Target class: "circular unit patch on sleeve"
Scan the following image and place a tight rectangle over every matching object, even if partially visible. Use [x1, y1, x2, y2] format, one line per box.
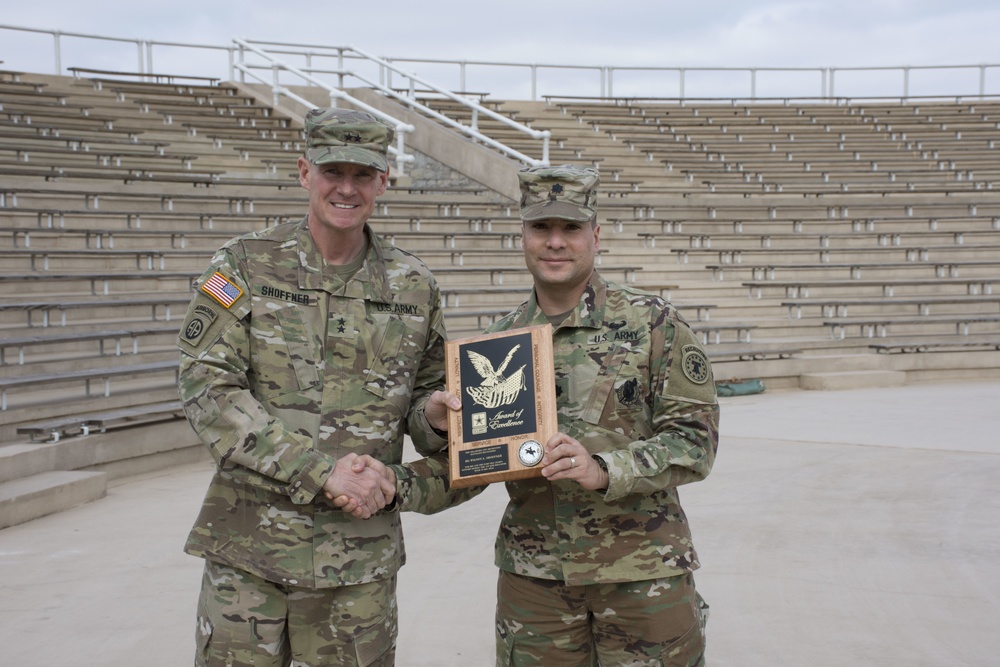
[681, 344, 711, 385]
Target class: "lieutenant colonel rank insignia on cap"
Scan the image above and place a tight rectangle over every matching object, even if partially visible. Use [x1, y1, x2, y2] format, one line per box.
[201, 272, 243, 308]
[517, 164, 599, 223]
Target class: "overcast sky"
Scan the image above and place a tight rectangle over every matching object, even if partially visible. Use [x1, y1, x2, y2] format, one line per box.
[3, 1, 998, 99]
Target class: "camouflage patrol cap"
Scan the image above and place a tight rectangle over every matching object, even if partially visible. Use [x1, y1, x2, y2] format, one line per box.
[518, 164, 600, 223]
[304, 108, 394, 172]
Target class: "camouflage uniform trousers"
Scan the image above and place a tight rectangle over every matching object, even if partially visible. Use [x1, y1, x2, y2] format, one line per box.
[196, 559, 397, 667]
[495, 570, 709, 667]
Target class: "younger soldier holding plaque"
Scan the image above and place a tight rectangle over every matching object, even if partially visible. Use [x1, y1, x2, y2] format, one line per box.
[342, 165, 720, 666]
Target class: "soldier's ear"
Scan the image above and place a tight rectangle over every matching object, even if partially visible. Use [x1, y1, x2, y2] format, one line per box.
[377, 168, 389, 196]
[297, 157, 312, 189]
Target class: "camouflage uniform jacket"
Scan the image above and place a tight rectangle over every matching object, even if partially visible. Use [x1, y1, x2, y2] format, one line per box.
[485, 272, 719, 585]
[177, 217, 448, 588]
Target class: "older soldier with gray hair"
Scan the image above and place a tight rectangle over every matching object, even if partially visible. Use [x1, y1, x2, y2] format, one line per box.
[380, 164, 719, 665]
[177, 107, 454, 666]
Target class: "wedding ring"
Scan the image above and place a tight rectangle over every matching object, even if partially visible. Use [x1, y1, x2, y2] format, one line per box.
[570, 457, 577, 468]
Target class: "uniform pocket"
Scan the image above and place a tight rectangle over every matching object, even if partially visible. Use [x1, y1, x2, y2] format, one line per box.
[363, 314, 426, 415]
[249, 301, 320, 398]
[194, 614, 213, 667]
[494, 618, 516, 667]
[353, 616, 394, 666]
[577, 345, 651, 438]
[660, 613, 707, 666]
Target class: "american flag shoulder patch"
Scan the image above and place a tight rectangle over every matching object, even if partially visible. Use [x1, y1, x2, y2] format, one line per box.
[201, 272, 244, 308]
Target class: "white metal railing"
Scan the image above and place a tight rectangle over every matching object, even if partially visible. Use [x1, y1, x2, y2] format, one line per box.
[4, 23, 999, 103]
[232, 38, 418, 175]
[373, 57, 1000, 103]
[0, 23, 234, 82]
[3, 23, 1000, 164]
[236, 39, 550, 168]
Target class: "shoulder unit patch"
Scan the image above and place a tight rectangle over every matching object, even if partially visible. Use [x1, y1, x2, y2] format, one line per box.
[681, 344, 710, 385]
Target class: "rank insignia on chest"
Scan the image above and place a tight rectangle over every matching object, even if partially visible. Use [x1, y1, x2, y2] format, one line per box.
[329, 313, 356, 338]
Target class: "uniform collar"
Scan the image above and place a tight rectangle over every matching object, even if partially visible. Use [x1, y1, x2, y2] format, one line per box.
[513, 271, 607, 330]
[295, 218, 392, 301]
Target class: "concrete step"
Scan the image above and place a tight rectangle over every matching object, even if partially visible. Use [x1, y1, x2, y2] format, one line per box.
[800, 369, 907, 390]
[0, 469, 106, 529]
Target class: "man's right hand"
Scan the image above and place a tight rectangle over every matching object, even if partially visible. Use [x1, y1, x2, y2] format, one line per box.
[327, 457, 398, 518]
[321, 454, 395, 519]
[424, 390, 461, 433]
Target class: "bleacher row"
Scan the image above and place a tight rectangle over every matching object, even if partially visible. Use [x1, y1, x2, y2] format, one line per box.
[1, 66, 999, 527]
[418, 93, 1000, 351]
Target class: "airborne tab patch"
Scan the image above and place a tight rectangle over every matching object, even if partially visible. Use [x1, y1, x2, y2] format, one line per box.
[181, 303, 219, 347]
[201, 272, 243, 308]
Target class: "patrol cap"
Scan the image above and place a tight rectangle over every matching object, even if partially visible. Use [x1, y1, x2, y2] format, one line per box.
[304, 108, 394, 172]
[517, 164, 600, 223]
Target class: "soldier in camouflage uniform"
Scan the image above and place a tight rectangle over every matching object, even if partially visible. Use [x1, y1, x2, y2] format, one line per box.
[177, 108, 454, 667]
[387, 165, 720, 666]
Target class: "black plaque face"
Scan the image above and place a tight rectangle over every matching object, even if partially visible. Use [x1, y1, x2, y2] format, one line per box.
[458, 331, 537, 444]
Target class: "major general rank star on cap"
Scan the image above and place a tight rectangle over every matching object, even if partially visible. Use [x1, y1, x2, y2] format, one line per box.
[303, 108, 395, 173]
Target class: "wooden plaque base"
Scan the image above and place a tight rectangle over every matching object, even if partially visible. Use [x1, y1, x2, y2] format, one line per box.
[445, 324, 557, 488]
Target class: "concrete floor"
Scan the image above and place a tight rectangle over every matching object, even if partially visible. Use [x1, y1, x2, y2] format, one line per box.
[1, 380, 998, 666]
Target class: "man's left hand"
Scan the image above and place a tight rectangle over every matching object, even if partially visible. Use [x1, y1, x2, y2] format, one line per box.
[540, 432, 609, 491]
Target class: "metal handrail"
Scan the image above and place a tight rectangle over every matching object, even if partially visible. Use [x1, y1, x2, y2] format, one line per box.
[349, 43, 550, 166]
[3, 23, 999, 140]
[0, 23, 233, 81]
[233, 38, 417, 175]
[239, 39, 550, 167]
[542, 92, 1000, 107]
[3, 23, 999, 103]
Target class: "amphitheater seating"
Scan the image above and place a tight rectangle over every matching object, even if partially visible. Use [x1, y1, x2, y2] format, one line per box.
[68, 66, 221, 86]
[0, 72, 553, 433]
[869, 334, 1000, 354]
[0, 296, 190, 328]
[781, 294, 1000, 319]
[0, 359, 179, 411]
[16, 399, 185, 443]
[743, 276, 1000, 299]
[434, 94, 1000, 369]
[823, 314, 1000, 339]
[2, 66, 1000, 527]
[0, 324, 178, 365]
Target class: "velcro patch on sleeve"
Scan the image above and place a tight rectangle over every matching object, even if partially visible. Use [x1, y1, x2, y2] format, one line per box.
[665, 323, 717, 404]
[201, 272, 244, 308]
[180, 302, 219, 348]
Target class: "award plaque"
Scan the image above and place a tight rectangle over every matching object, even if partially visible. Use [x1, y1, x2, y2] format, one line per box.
[445, 324, 557, 488]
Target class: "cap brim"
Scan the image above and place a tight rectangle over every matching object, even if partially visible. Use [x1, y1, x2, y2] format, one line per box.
[520, 200, 594, 222]
[306, 146, 389, 172]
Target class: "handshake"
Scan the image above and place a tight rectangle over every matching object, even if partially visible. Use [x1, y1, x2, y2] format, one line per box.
[322, 453, 397, 520]
[320, 390, 462, 519]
